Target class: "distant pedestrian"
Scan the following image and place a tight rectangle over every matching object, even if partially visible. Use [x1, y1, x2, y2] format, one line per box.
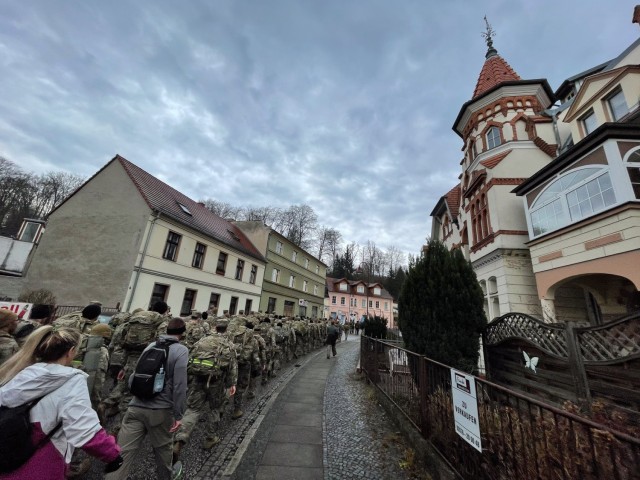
[0, 326, 122, 480]
[326, 321, 339, 359]
[105, 318, 188, 480]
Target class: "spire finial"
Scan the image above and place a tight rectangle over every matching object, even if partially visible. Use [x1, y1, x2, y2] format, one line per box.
[481, 16, 498, 58]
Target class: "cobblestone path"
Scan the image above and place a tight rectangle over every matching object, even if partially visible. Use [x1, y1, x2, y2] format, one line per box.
[324, 336, 421, 480]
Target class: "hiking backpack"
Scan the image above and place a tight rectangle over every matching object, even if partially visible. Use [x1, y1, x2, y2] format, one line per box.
[53, 312, 94, 334]
[0, 396, 62, 473]
[188, 335, 234, 377]
[129, 338, 177, 400]
[123, 311, 164, 351]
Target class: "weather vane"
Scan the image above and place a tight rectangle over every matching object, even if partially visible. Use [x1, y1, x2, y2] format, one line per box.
[481, 16, 496, 49]
[481, 16, 497, 57]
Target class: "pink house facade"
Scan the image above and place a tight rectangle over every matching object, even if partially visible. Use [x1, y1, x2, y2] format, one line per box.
[324, 277, 395, 328]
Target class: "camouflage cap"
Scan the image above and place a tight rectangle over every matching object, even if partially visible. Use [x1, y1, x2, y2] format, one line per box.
[216, 319, 229, 328]
[90, 323, 112, 339]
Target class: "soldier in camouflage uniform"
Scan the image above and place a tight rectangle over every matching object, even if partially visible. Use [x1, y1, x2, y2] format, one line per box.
[254, 319, 277, 382]
[173, 320, 238, 459]
[226, 317, 261, 419]
[102, 302, 169, 422]
[89, 323, 112, 423]
[0, 309, 19, 366]
[183, 313, 211, 349]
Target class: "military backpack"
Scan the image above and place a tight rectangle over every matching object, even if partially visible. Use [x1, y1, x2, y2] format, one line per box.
[188, 335, 234, 377]
[123, 311, 164, 351]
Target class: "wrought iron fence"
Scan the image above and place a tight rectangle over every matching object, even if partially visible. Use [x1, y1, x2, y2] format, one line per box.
[360, 336, 640, 480]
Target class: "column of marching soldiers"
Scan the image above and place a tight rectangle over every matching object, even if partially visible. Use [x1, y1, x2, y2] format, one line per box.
[14, 302, 330, 476]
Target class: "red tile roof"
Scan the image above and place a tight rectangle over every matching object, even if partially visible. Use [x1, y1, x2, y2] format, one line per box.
[444, 185, 461, 218]
[480, 150, 512, 169]
[472, 54, 521, 99]
[116, 155, 265, 262]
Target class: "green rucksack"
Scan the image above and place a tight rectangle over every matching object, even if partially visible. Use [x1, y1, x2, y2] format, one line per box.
[188, 335, 235, 376]
[123, 311, 164, 351]
[226, 326, 255, 364]
[53, 313, 94, 334]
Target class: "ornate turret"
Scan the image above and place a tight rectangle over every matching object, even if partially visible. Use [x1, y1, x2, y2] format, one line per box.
[472, 17, 521, 98]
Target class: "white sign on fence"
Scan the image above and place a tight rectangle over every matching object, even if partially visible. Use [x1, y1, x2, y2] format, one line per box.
[0, 302, 33, 319]
[450, 369, 482, 452]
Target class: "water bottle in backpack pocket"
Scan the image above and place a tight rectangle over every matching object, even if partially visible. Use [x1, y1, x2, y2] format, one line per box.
[129, 340, 174, 399]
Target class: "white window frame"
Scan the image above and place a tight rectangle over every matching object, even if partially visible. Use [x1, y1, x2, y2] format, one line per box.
[289, 275, 295, 288]
[607, 89, 628, 121]
[303, 280, 308, 292]
[357, 285, 364, 293]
[581, 110, 597, 135]
[486, 126, 501, 150]
[275, 241, 283, 254]
[528, 166, 616, 238]
[373, 287, 381, 295]
[315, 265, 319, 274]
[339, 283, 347, 291]
[292, 251, 298, 262]
[271, 268, 280, 283]
[332, 295, 336, 305]
[304, 258, 309, 268]
[314, 285, 318, 296]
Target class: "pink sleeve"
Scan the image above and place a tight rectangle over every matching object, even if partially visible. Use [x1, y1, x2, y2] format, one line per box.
[81, 428, 121, 463]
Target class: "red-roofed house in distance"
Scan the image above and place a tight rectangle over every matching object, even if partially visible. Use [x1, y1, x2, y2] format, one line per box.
[324, 276, 395, 328]
[21, 155, 267, 315]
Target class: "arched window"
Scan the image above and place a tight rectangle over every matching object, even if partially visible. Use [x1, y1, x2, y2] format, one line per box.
[530, 167, 616, 237]
[625, 148, 640, 199]
[486, 126, 501, 150]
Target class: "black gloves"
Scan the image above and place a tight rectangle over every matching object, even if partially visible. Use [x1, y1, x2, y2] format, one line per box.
[104, 455, 124, 473]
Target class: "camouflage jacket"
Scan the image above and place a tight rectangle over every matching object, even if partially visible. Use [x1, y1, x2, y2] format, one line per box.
[184, 320, 211, 349]
[189, 334, 238, 388]
[0, 332, 19, 366]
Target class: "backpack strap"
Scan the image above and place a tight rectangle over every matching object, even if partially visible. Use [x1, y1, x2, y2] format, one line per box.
[24, 392, 65, 450]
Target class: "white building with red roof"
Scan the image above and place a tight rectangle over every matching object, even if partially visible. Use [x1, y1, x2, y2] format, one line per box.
[22, 155, 267, 315]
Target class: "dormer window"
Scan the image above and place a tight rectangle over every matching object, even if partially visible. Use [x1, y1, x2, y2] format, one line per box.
[178, 203, 192, 216]
[339, 283, 347, 291]
[357, 285, 364, 293]
[486, 126, 501, 150]
[373, 287, 381, 295]
[581, 110, 597, 135]
[607, 89, 628, 121]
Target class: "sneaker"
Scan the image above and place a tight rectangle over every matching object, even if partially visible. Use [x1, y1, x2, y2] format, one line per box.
[231, 408, 244, 420]
[172, 460, 183, 480]
[203, 435, 221, 450]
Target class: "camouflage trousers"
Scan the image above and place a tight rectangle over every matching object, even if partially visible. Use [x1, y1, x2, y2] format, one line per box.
[175, 375, 227, 446]
[272, 346, 283, 372]
[102, 353, 140, 416]
[234, 363, 252, 409]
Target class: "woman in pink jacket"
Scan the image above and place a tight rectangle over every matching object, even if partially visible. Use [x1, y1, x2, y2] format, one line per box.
[0, 326, 122, 479]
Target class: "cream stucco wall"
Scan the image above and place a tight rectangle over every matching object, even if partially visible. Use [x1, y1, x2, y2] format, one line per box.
[23, 161, 150, 306]
[124, 216, 265, 313]
[529, 207, 640, 295]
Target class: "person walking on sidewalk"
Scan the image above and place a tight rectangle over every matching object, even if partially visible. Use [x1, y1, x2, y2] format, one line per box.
[105, 318, 188, 480]
[326, 321, 339, 359]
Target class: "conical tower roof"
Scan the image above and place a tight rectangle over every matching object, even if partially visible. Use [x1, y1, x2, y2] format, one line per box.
[472, 18, 521, 98]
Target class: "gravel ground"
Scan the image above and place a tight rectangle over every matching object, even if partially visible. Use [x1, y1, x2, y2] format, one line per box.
[324, 335, 425, 480]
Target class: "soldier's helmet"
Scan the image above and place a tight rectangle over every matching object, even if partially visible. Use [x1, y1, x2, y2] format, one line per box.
[90, 323, 112, 340]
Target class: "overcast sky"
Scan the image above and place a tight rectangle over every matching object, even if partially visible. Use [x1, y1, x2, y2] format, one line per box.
[0, 1, 637, 257]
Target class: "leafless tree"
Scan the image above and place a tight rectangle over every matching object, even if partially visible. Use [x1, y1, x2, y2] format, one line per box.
[316, 226, 342, 265]
[241, 205, 282, 225]
[200, 199, 243, 220]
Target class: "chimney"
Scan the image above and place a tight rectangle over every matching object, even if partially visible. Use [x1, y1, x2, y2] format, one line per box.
[633, 5, 640, 27]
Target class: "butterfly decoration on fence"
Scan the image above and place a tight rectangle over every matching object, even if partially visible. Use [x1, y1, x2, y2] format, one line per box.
[523, 351, 539, 373]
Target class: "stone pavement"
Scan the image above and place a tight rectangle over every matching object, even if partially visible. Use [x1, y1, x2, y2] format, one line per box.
[228, 334, 420, 480]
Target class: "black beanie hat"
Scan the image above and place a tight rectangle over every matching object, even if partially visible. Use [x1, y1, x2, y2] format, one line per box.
[82, 304, 102, 320]
[152, 301, 169, 314]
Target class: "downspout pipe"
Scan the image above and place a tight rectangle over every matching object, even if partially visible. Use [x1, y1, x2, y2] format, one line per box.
[126, 210, 160, 312]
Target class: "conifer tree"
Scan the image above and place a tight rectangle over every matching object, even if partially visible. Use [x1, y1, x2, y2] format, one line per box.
[398, 240, 485, 373]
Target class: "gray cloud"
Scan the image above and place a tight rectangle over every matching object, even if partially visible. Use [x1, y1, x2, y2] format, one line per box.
[0, 0, 637, 255]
